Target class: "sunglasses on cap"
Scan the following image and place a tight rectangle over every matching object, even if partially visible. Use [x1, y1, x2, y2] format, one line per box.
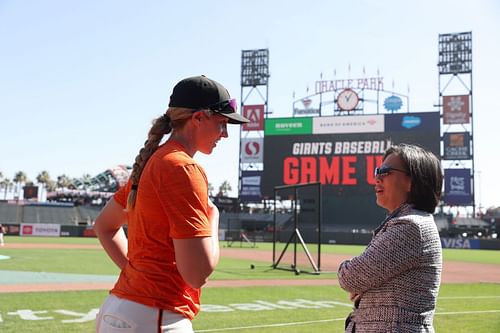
[374, 166, 409, 177]
[206, 98, 238, 114]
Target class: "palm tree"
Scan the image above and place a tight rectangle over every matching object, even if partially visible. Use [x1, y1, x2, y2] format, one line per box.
[14, 171, 28, 199]
[217, 180, 232, 197]
[57, 174, 73, 189]
[37, 170, 52, 200]
[46, 180, 57, 192]
[0, 177, 11, 200]
[36, 170, 51, 185]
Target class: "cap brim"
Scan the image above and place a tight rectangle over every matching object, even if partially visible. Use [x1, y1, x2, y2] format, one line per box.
[215, 111, 250, 124]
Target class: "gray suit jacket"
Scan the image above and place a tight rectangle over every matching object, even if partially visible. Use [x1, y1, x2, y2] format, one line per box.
[338, 203, 442, 333]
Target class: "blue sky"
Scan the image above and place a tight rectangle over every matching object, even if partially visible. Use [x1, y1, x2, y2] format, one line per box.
[0, 0, 499, 209]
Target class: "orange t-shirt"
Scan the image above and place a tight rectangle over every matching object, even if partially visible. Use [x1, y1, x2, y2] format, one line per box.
[111, 140, 211, 320]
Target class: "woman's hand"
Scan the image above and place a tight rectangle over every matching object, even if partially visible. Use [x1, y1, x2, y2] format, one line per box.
[349, 292, 361, 303]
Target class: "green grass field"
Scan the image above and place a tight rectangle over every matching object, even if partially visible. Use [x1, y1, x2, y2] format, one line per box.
[0, 236, 499, 332]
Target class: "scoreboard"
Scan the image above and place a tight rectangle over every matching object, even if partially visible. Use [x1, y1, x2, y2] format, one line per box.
[258, 112, 440, 231]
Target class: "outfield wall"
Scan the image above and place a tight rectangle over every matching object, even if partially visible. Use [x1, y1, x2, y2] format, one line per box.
[3, 223, 499, 250]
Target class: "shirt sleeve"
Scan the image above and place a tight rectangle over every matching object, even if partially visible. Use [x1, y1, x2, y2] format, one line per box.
[337, 220, 422, 294]
[113, 181, 130, 208]
[157, 163, 211, 239]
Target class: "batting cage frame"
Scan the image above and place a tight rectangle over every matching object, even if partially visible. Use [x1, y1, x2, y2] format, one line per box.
[225, 217, 257, 248]
[272, 182, 322, 275]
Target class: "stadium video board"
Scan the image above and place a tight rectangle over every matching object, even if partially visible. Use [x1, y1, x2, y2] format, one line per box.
[261, 112, 440, 231]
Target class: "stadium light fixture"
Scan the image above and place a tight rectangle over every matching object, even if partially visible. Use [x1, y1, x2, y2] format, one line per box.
[438, 32, 472, 74]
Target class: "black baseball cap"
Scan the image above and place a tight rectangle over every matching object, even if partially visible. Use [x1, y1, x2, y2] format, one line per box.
[168, 75, 249, 124]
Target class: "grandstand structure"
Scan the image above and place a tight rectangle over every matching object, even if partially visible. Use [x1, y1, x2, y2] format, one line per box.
[71, 165, 131, 192]
[0, 202, 100, 226]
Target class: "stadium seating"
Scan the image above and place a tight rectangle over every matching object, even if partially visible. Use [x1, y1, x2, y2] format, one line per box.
[23, 205, 79, 225]
[0, 203, 19, 223]
[0, 203, 102, 225]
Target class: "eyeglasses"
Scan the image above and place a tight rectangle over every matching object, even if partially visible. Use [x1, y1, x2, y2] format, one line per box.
[374, 166, 409, 178]
[207, 98, 237, 114]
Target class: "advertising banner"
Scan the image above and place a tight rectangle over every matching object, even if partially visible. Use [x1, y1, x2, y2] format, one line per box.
[240, 138, 263, 163]
[313, 115, 384, 134]
[265, 117, 313, 136]
[20, 223, 61, 237]
[443, 95, 470, 124]
[444, 168, 472, 205]
[440, 237, 480, 249]
[385, 112, 440, 132]
[239, 170, 263, 202]
[293, 98, 320, 116]
[443, 132, 471, 160]
[242, 105, 265, 131]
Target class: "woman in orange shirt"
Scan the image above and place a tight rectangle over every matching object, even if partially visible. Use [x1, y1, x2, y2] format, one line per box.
[94, 75, 249, 333]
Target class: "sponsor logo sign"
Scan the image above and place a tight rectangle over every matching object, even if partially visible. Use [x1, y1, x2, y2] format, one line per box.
[239, 170, 262, 202]
[401, 116, 421, 129]
[443, 95, 470, 124]
[443, 132, 471, 160]
[440, 238, 480, 249]
[242, 105, 265, 131]
[293, 98, 320, 116]
[313, 115, 384, 134]
[265, 118, 313, 136]
[444, 169, 472, 205]
[20, 223, 61, 237]
[241, 138, 263, 163]
[383, 95, 403, 112]
[385, 112, 439, 132]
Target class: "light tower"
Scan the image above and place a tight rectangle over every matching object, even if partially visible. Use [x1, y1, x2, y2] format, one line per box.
[438, 32, 475, 216]
[238, 49, 270, 204]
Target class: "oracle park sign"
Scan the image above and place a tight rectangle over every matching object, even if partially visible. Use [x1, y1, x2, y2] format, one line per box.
[260, 112, 440, 232]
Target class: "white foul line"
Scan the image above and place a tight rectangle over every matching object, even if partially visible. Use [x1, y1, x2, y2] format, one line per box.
[436, 309, 500, 315]
[439, 295, 500, 299]
[195, 318, 345, 332]
[194, 310, 500, 332]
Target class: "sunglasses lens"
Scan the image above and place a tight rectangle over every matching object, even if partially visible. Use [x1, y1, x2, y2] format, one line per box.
[227, 98, 237, 112]
[374, 167, 389, 177]
[209, 99, 237, 113]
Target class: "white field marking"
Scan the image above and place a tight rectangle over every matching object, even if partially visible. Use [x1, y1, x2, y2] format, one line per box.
[195, 318, 345, 332]
[436, 310, 500, 316]
[194, 310, 500, 332]
[439, 296, 500, 299]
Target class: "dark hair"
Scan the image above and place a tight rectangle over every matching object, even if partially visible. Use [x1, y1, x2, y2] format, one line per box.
[384, 144, 443, 213]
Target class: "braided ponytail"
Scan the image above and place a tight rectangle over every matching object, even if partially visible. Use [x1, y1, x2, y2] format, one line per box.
[126, 114, 172, 210]
[126, 108, 196, 210]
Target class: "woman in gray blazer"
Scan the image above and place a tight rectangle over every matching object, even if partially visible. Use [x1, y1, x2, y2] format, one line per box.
[338, 144, 443, 333]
